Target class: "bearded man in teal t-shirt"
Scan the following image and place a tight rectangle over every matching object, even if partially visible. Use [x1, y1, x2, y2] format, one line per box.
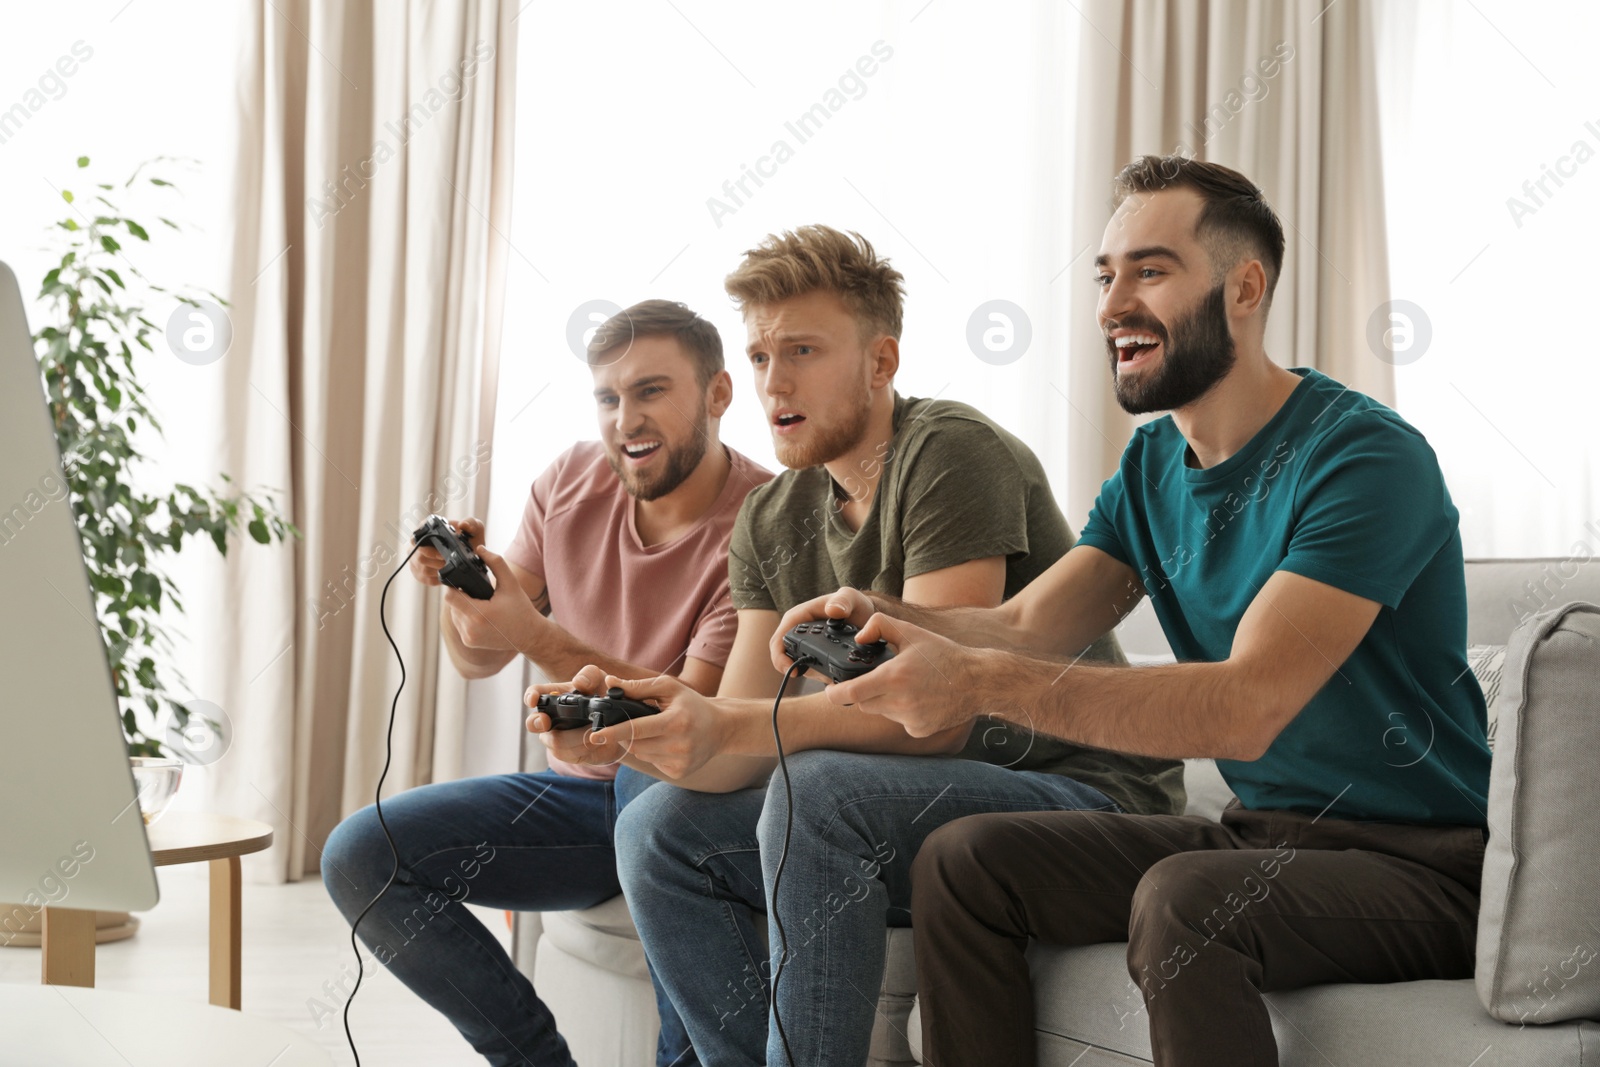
[773, 156, 1492, 1067]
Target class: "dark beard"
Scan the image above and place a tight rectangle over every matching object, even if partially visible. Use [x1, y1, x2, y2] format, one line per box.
[606, 398, 710, 502]
[1106, 282, 1236, 415]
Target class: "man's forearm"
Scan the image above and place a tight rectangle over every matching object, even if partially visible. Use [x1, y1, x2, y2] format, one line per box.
[651, 691, 968, 795]
[440, 603, 515, 679]
[719, 692, 969, 758]
[621, 751, 777, 794]
[975, 648, 1269, 761]
[516, 614, 660, 687]
[864, 591, 1084, 658]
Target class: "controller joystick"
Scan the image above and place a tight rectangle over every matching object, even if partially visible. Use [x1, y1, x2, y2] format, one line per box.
[781, 616, 894, 683]
[535, 692, 596, 730]
[536, 688, 662, 731]
[411, 515, 494, 600]
[587, 688, 661, 730]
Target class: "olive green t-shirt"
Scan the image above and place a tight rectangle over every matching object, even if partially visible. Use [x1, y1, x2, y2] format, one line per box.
[729, 394, 1185, 817]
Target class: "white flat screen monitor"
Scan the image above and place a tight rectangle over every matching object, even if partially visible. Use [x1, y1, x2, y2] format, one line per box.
[0, 259, 159, 917]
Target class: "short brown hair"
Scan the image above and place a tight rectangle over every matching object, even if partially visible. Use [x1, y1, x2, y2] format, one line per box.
[586, 299, 724, 386]
[724, 225, 906, 341]
[1112, 155, 1286, 305]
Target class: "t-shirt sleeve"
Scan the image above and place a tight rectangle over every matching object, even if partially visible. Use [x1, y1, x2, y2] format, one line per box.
[685, 576, 740, 668]
[897, 421, 1034, 580]
[1077, 469, 1132, 567]
[1277, 413, 1455, 609]
[727, 496, 775, 612]
[502, 455, 564, 579]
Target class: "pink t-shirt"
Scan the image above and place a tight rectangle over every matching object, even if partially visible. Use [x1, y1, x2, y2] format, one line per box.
[503, 441, 772, 779]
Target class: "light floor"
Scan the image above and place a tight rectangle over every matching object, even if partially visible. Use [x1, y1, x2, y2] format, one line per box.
[0, 862, 510, 1065]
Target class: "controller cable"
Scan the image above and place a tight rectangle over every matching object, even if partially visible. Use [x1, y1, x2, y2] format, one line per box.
[768, 657, 810, 1067]
[341, 543, 422, 1066]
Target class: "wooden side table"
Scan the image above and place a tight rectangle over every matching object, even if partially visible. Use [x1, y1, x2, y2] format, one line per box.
[40, 811, 273, 1009]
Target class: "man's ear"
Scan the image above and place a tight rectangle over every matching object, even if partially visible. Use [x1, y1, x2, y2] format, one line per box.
[707, 368, 734, 418]
[1230, 259, 1269, 322]
[869, 335, 900, 387]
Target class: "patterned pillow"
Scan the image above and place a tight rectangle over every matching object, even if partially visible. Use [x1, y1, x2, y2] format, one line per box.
[1467, 643, 1507, 749]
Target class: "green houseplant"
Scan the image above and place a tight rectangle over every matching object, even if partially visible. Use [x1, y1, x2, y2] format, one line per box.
[33, 156, 299, 759]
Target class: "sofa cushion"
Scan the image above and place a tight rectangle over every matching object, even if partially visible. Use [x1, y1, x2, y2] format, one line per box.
[1179, 759, 1234, 820]
[911, 942, 1599, 1066]
[1477, 601, 1600, 1024]
[540, 895, 652, 980]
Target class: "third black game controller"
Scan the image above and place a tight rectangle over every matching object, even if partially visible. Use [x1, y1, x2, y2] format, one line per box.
[537, 687, 661, 731]
[781, 618, 894, 683]
[412, 515, 494, 600]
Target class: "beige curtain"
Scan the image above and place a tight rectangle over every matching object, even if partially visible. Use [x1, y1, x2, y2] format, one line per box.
[1064, 0, 1393, 526]
[212, 0, 517, 881]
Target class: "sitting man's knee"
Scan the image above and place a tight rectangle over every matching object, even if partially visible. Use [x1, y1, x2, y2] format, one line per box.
[755, 751, 875, 848]
[914, 815, 1001, 885]
[613, 780, 688, 871]
[1129, 853, 1256, 968]
[910, 817, 994, 906]
[321, 805, 386, 902]
[911, 814, 1038, 917]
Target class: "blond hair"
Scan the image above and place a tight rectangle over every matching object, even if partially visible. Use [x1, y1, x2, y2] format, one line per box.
[724, 225, 905, 340]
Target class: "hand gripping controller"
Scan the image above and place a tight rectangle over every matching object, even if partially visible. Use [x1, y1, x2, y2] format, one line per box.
[537, 687, 661, 731]
[781, 617, 894, 683]
[412, 515, 494, 600]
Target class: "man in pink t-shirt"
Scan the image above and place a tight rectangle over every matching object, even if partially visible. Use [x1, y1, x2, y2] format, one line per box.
[322, 299, 770, 1067]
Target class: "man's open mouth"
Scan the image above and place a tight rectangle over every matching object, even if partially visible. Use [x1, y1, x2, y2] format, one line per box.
[772, 411, 806, 432]
[621, 440, 662, 462]
[1114, 333, 1162, 367]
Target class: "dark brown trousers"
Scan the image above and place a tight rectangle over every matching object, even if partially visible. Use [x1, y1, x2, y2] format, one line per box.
[910, 803, 1486, 1067]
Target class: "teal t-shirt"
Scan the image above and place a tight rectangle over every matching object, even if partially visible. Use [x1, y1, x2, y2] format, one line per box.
[1077, 368, 1491, 826]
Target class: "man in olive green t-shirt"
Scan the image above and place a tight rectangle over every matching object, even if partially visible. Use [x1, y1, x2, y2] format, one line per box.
[730, 390, 1182, 816]
[531, 225, 1182, 1067]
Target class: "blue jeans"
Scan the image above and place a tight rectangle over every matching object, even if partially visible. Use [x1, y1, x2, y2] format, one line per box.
[613, 751, 1119, 1067]
[322, 765, 696, 1067]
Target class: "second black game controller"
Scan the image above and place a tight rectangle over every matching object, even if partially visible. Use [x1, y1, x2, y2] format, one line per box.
[537, 687, 661, 731]
[412, 514, 494, 600]
[782, 618, 894, 683]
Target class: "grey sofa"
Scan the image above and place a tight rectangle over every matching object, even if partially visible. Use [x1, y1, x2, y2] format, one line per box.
[513, 557, 1600, 1066]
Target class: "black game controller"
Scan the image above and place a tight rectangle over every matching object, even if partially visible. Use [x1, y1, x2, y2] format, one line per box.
[412, 515, 494, 600]
[537, 687, 661, 731]
[782, 618, 894, 683]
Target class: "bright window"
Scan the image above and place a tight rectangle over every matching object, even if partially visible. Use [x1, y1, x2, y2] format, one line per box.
[1376, 0, 1600, 557]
